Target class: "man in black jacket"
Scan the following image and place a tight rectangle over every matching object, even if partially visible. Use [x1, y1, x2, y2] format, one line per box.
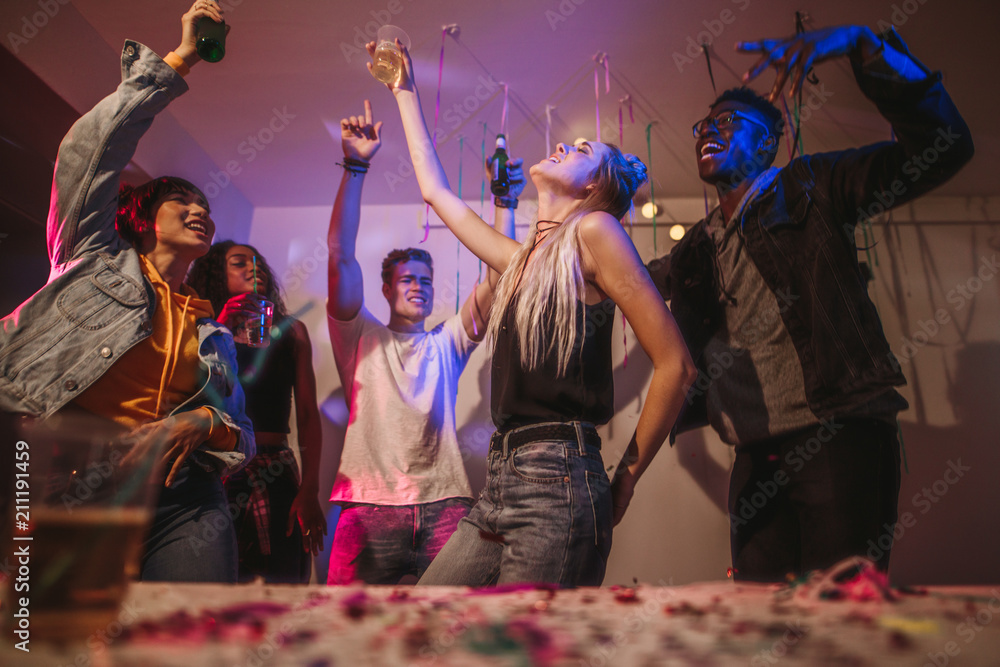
[647, 25, 973, 581]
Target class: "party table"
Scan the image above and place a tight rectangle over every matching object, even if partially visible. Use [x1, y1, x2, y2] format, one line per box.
[5, 564, 1000, 666]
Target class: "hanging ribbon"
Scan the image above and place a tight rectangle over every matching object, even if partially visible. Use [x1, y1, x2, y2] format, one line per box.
[456, 136, 464, 314]
[794, 12, 820, 86]
[701, 44, 718, 95]
[420, 28, 450, 244]
[617, 94, 633, 147]
[618, 106, 623, 149]
[478, 122, 487, 280]
[592, 52, 609, 141]
[618, 103, 624, 156]
[779, 95, 797, 161]
[545, 104, 555, 158]
[645, 123, 657, 254]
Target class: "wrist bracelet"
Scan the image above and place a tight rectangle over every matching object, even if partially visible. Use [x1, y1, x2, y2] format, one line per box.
[494, 196, 518, 209]
[342, 156, 371, 168]
[336, 160, 369, 176]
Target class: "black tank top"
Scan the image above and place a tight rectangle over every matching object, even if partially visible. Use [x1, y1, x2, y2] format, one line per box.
[491, 295, 615, 429]
[235, 317, 296, 434]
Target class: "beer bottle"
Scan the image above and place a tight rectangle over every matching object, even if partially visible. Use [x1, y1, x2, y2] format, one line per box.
[490, 135, 510, 197]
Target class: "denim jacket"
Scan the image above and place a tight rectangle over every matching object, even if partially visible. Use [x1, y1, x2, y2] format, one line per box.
[0, 41, 254, 472]
[648, 32, 974, 440]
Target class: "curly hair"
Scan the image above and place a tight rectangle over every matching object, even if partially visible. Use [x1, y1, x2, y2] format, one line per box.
[116, 177, 207, 249]
[381, 248, 433, 285]
[186, 240, 289, 321]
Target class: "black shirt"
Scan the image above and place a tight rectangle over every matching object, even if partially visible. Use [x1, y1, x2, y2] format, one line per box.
[491, 295, 615, 430]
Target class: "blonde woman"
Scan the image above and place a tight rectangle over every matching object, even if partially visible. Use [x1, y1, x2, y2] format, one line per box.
[375, 42, 696, 586]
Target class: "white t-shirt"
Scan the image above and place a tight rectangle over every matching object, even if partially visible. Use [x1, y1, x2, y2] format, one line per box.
[327, 307, 477, 505]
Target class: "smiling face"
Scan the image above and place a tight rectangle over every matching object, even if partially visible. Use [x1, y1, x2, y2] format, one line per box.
[382, 259, 433, 323]
[225, 245, 267, 296]
[150, 189, 215, 259]
[529, 140, 610, 196]
[695, 101, 775, 187]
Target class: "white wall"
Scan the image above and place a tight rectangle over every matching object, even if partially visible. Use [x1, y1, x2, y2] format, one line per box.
[249, 195, 1000, 586]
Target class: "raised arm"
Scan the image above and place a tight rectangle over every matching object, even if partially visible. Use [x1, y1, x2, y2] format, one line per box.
[739, 25, 973, 226]
[459, 157, 524, 340]
[369, 41, 521, 274]
[579, 213, 697, 526]
[48, 1, 221, 268]
[327, 99, 382, 321]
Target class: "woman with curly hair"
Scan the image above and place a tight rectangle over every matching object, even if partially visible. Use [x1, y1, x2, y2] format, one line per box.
[188, 241, 326, 583]
[375, 42, 697, 586]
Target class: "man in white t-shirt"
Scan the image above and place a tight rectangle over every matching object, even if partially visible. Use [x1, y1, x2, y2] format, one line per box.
[326, 100, 522, 584]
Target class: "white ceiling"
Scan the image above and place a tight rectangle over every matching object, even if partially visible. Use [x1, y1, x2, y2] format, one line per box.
[3, 0, 996, 213]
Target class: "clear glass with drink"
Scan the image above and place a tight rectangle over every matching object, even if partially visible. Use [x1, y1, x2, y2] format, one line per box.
[2, 414, 169, 646]
[370, 25, 410, 84]
[232, 295, 274, 348]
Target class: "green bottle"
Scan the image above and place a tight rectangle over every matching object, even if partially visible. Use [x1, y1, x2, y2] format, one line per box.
[196, 16, 226, 63]
[490, 135, 509, 197]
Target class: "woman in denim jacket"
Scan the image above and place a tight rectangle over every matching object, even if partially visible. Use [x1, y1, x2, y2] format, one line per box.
[0, 1, 254, 582]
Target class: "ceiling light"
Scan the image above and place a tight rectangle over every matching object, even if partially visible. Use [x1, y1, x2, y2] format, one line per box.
[641, 201, 661, 219]
[669, 224, 686, 241]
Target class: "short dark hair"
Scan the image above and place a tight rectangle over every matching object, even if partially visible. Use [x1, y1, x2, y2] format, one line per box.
[116, 177, 207, 249]
[711, 87, 785, 139]
[381, 248, 433, 285]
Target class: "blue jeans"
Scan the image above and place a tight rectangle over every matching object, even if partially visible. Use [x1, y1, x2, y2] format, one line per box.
[418, 422, 612, 587]
[327, 498, 472, 584]
[141, 462, 238, 583]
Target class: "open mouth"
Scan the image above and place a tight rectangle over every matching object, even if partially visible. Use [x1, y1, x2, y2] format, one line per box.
[547, 154, 560, 163]
[408, 296, 427, 305]
[699, 141, 725, 160]
[185, 220, 210, 235]
[699, 141, 726, 159]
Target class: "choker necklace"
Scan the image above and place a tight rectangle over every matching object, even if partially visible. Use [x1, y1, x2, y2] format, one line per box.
[534, 220, 562, 246]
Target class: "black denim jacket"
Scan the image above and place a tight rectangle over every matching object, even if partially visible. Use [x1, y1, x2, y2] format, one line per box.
[648, 32, 974, 440]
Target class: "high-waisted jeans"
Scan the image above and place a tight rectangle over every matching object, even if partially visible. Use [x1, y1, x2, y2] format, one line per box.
[418, 421, 613, 587]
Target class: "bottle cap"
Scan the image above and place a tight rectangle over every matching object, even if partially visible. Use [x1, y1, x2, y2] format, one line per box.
[495, 134, 507, 149]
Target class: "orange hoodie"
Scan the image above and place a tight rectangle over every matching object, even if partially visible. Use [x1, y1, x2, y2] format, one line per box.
[75, 255, 236, 449]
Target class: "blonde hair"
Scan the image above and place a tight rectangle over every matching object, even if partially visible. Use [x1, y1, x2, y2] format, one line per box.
[487, 144, 648, 375]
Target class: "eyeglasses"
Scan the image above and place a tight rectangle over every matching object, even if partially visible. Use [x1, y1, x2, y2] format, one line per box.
[692, 110, 772, 138]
